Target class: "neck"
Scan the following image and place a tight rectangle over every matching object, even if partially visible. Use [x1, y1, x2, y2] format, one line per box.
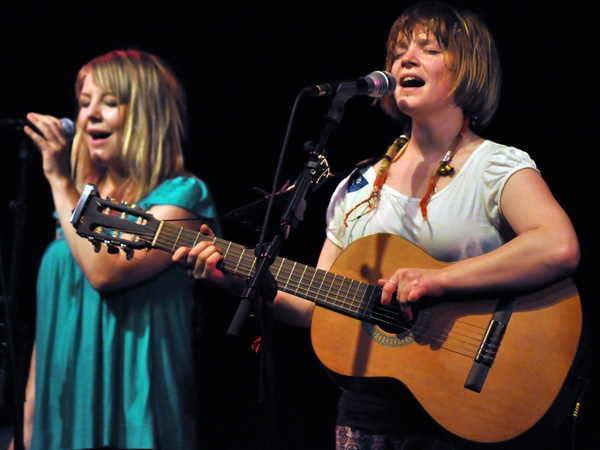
[408, 110, 471, 157]
[98, 167, 129, 200]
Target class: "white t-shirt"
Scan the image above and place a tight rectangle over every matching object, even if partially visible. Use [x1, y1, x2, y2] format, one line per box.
[326, 140, 538, 263]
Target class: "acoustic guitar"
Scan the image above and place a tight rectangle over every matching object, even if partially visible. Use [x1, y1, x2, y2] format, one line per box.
[70, 183, 583, 444]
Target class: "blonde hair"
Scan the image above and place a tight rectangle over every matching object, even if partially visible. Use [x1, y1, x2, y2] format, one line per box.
[71, 49, 187, 201]
[381, 1, 501, 128]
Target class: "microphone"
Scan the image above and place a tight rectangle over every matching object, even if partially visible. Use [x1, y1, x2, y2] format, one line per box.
[302, 71, 396, 99]
[0, 117, 75, 140]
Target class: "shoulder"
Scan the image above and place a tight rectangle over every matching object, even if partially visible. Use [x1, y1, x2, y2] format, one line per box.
[465, 141, 540, 207]
[476, 140, 537, 170]
[140, 176, 218, 217]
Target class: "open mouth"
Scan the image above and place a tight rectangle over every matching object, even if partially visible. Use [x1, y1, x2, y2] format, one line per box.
[90, 131, 112, 140]
[400, 76, 425, 88]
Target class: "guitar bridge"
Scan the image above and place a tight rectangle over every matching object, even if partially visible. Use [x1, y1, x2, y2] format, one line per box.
[464, 297, 516, 393]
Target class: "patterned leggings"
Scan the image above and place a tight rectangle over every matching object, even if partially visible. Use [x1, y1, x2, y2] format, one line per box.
[336, 425, 456, 450]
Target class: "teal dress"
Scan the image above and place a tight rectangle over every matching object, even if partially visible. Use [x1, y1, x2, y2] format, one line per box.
[32, 177, 221, 450]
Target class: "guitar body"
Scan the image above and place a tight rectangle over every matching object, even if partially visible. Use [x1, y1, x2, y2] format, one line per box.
[311, 234, 582, 444]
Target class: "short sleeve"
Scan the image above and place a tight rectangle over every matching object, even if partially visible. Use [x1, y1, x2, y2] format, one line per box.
[325, 168, 371, 248]
[325, 176, 352, 248]
[482, 146, 539, 221]
[140, 176, 222, 237]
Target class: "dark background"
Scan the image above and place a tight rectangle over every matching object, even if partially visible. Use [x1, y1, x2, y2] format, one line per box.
[0, 1, 598, 449]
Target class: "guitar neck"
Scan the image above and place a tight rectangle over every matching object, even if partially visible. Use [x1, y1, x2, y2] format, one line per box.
[154, 222, 379, 321]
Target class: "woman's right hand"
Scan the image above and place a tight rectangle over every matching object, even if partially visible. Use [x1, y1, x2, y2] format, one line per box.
[24, 112, 72, 183]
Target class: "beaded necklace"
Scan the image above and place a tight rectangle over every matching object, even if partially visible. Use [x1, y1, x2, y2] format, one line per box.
[343, 118, 470, 226]
[343, 134, 409, 227]
[419, 117, 470, 219]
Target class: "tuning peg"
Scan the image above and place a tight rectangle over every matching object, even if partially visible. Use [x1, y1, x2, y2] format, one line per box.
[123, 247, 134, 261]
[106, 244, 120, 254]
[91, 239, 102, 253]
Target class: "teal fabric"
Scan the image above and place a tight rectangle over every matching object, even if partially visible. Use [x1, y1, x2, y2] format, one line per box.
[32, 176, 220, 450]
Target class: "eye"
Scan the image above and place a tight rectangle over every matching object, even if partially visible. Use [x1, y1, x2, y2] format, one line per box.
[424, 47, 442, 55]
[78, 96, 90, 108]
[104, 97, 119, 107]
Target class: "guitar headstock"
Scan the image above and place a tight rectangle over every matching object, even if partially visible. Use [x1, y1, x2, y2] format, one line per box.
[70, 184, 160, 259]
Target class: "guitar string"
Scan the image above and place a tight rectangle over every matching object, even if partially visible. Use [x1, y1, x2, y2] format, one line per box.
[150, 226, 496, 359]
[156, 229, 495, 359]
[107, 219, 495, 360]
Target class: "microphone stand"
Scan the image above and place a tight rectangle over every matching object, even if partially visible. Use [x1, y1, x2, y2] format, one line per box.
[226, 85, 355, 449]
[0, 134, 32, 450]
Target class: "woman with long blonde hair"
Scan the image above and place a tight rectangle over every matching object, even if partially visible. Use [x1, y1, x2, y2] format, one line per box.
[17, 49, 220, 450]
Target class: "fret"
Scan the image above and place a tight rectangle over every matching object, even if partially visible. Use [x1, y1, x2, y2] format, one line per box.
[234, 247, 245, 274]
[313, 269, 328, 307]
[295, 264, 308, 296]
[222, 241, 233, 265]
[344, 278, 357, 314]
[274, 258, 285, 283]
[244, 249, 255, 279]
[323, 272, 337, 309]
[284, 261, 297, 291]
[304, 267, 318, 302]
[248, 254, 257, 278]
[152, 221, 164, 248]
[179, 228, 197, 248]
[351, 281, 366, 318]
[172, 227, 183, 252]
[331, 274, 345, 312]
[340, 278, 354, 314]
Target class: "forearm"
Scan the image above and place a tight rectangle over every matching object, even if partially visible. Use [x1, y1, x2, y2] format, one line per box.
[441, 228, 579, 295]
[47, 177, 126, 289]
[273, 291, 315, 328]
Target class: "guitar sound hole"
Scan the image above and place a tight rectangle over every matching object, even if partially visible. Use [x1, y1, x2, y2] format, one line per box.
[374, 302, 418, 335]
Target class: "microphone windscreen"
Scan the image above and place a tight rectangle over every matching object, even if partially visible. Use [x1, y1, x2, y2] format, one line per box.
[60, 118, 76, 139]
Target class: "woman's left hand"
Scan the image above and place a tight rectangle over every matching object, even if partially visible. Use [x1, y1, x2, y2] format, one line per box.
[379, 268, 446, 320]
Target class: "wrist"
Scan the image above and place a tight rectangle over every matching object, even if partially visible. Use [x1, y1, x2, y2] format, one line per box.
[47, 175, 74, 191]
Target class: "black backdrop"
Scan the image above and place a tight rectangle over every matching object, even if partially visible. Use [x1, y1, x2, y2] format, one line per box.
[1, 1, 599, 449]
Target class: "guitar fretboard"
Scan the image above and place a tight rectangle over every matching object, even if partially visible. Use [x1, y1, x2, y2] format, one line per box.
[153, 221, 382, 322]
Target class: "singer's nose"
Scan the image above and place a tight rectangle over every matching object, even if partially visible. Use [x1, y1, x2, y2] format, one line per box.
[85, 103, 102, 122]
[399, 42, 422, 68]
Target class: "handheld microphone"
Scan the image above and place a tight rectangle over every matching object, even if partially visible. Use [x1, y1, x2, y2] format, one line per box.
[302, 71, 396, 99]
[0, 117, 76, 140]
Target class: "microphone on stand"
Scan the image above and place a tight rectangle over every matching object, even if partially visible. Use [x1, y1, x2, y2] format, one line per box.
[0, 117, 76, 140]
[302, 70, 396, 98]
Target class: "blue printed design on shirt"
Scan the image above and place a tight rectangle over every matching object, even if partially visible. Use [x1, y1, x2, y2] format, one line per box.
[348, 172, 369, 193]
